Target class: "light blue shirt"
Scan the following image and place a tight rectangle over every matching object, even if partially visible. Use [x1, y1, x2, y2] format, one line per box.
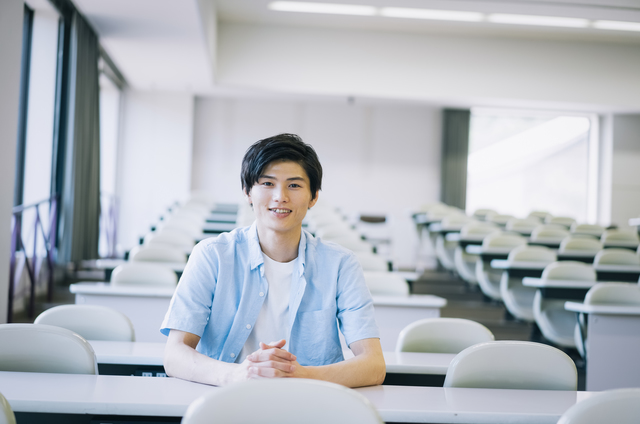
[160, 222, 379, 366]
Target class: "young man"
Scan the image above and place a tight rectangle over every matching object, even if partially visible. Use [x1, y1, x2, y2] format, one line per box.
[161, 134, 385, 387]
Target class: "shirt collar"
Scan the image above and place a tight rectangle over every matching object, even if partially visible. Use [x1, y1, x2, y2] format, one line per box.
[248, 222, 307, 275]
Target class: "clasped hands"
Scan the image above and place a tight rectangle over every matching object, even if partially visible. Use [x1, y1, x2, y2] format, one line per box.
[242, 339, 305, 379]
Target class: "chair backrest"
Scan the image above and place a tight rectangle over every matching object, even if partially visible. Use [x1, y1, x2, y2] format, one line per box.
[530, 226, 571, 242]
[143, 228, 195, 250]
[584, 283, 640, 306]
[482, 232, 527, 249]
[440, 214, 475, 229]
[505, 218, 539, 234]
[110, 262, 178, 287]
[129, 244, 187, 264]
[34, 305, 136, 342]
[593, 248, 640, 266]
[545, 216, 576, 228]
[557, 388, 640, 424]
[0, 391, 16, 424]
[396, 318, 494, 353]
[485, 214, 515, 226]
[459, 222, 499, 238]
[601, 229, 640, 245]
[508, 245, 557, 263]
[363, 271, 409, 296]
[444, 341, 577, 390]
[559, 237, 603, 254]
[570, 223, 605, 237]
[527, 211, 551, 221]
[354, 252, 389, 272]
[315, 224, 356, 240]
[472, 208, 496, 221]
[0, 324, 97, 374]
[181, 379, 383, 424]
[160, 220, 203, 239]
[328, 236, 374, 253]
[542, 261, 596, 281]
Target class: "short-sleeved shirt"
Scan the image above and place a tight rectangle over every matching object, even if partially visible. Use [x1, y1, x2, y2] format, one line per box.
[160, 222, 380, 366]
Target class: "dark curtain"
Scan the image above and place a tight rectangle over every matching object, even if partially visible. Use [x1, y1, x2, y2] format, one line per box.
[58, 11, 101, 263]
[440, 109, 471, 210]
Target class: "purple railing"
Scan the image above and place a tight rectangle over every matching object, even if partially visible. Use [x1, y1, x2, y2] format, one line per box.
[8, 195, 58, 322]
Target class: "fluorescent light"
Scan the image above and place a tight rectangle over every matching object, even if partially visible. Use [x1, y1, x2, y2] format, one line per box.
[268, 1, 376, 16]
[380, 7, 483, 22]
[593, 20, 640, 32]
[488, 14, 589, 28]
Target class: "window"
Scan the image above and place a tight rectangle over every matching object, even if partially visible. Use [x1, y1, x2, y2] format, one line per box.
[466, 109, 597, 223]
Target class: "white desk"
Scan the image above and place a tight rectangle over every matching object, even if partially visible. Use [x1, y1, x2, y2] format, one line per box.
[71, 283, 446, 348]
[490, 260, 549, 270]
[522, 278, 597, 301]
[89, 340, 454, 385]
[202, 221, 237, 233]
[565, 302, 640, 391]
[0, 371, 595, 424]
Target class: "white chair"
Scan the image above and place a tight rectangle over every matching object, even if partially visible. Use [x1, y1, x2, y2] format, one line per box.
[593, 248, 640, 266]
[475, 233, 527, 301]
[500, 245, 557, 321]
[144, 228, 195, 252]
[444, 341, 577, 390]
[354, 251, 389, 272]
[557, 388, 640, 424]
[0, 391, 16, 424]
[485, 213, 515, 227]
[528, 211, 551, 221]
[129, 244, 187, 263]
[471, 208, 496, 221]
[545, 216, 576, 229]
[530, 225, 571, 245]
[559, 237, 603, 255]
[160, 219, 203, 240]
[327, 235, 374, 253]
[110, 262, 178, 287]
[0, 324, 98, 374]
[435, 215, 475, 271]
[34, 305, 136, 342]
[396, 318, 494, 353]
[363, 271, 409, 296]
[505, 218, 540, 235]
[601, 229, 640, 249]
[533, 262, 596, 348]
[574, 282, 640, 358]
[570, 223, 605, 238]
[181, 379, 383, 424]
[453, 222, 500, 285]
[315, 223, 357, 240]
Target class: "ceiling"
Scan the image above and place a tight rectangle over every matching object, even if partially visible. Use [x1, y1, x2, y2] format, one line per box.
[47, 0, 640, 97]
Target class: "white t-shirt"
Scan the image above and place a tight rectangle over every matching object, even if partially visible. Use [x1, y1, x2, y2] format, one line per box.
[237, 253, 294, 362]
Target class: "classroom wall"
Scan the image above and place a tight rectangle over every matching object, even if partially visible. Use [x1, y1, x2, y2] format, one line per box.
[217, 22, 640, 111]
[0, 0, 23, 323]
[191, 96, 442, 269]
[610, 114, 640, 230]
[116, 91, 195, 251]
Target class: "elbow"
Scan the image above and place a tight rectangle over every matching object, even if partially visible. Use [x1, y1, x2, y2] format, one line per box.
[375, 363, 386, 386]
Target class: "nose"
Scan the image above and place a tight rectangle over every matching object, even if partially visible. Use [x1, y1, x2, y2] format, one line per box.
[273, 185, 289, 203]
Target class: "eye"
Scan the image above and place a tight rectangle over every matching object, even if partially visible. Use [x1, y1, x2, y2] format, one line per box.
[289, 183, 301, 188]
[261, 181, 273, 186]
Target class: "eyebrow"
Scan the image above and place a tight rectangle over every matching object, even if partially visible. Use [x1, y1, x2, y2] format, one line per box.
[259, 175, 306, 182]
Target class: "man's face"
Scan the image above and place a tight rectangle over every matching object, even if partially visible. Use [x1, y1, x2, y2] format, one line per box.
[246, 160, 318, 236]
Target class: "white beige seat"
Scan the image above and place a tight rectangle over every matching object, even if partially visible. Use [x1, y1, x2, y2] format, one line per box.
[129, 244, 187, 263]
[160, 219, 203, 240]
[533, 262, 596, 348]
[453, 222, 500, 285]
[500, 245, 557, 321]
[574, 282, 640, 358]
[530, 225, 571, 245]
[570, 223, 606, 238]
[505, 218, 540, 235]
[435, 215, 475, 271]
[182, 379, 383, 424]
[476, 233, 527, 301]
[471, 208, 496, 221]
[545, 216, 576, 229]
[396, 318, 494, 353]
[601, 229, 640, 249]
[363, 271, 409, 296]
[527, 211, 551, 221]
[444, 341, 577, 390]
[557, 388, 640, 424]
[0, 391, 16, 424]
[354, 251, 389, 272]
[0, 324, 98, 374]
[593, 248, 640, 266]
[34, 305, 136, 342]
[559, 237, 603, 255]
[485, 213, 515, 227]
[315, 223, 357, 240]
[143, 228, 195, 252]
[110, 262, 178, 287]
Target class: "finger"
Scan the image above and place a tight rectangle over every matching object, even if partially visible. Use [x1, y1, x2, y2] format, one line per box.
[248, 348, 296, 362]
[260, 339, 286, 349]
[248, 363, 295, 378]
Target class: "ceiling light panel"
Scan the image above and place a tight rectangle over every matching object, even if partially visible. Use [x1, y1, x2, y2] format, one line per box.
[488, 14, 589, 28]
[593, 20, 640, 32]
[380, 7, 484, 22]
[268, 1, 376, 16]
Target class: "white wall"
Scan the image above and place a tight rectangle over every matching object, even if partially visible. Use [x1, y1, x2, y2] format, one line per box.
[218, 22, 640, 111]
[116, 91, 194, 251]
[0, 0, 23, 323]
[192, 97, 441, 269]
[610, 114, 640, 230]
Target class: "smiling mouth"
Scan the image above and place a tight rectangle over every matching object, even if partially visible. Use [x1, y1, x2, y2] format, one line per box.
[270, 208, 292, 213]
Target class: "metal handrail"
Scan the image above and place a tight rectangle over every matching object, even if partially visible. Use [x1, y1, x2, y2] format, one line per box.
[8, 194, 58, 322]
[100, 193, 119, 259]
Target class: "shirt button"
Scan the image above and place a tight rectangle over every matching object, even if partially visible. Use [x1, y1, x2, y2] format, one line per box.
[230, 353, 235, 358]
[246, 324, 251, 330]
[259, 292, 264, 297]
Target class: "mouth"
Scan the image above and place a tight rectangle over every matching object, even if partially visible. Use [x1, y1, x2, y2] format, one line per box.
[270, 208, 292, 214]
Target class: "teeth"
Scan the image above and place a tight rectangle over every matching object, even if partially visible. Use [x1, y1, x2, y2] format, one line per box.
[272, 209, 291, 213]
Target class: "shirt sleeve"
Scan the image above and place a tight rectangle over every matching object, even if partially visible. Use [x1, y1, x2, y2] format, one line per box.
[160, 240, 219, 337]
[335, 252, 380, 346]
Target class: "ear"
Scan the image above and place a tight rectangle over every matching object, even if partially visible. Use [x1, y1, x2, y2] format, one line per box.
[244, 188, 253, 207]
[308, 191, 319, 209]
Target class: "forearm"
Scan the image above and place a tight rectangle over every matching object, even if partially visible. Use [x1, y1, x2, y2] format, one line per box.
[302, 349, 386, 388]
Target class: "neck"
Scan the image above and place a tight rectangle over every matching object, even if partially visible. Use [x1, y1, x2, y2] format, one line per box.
[256, 225, 301, 263]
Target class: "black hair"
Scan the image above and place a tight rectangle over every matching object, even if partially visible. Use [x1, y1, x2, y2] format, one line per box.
[241, 133, 322, 200]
